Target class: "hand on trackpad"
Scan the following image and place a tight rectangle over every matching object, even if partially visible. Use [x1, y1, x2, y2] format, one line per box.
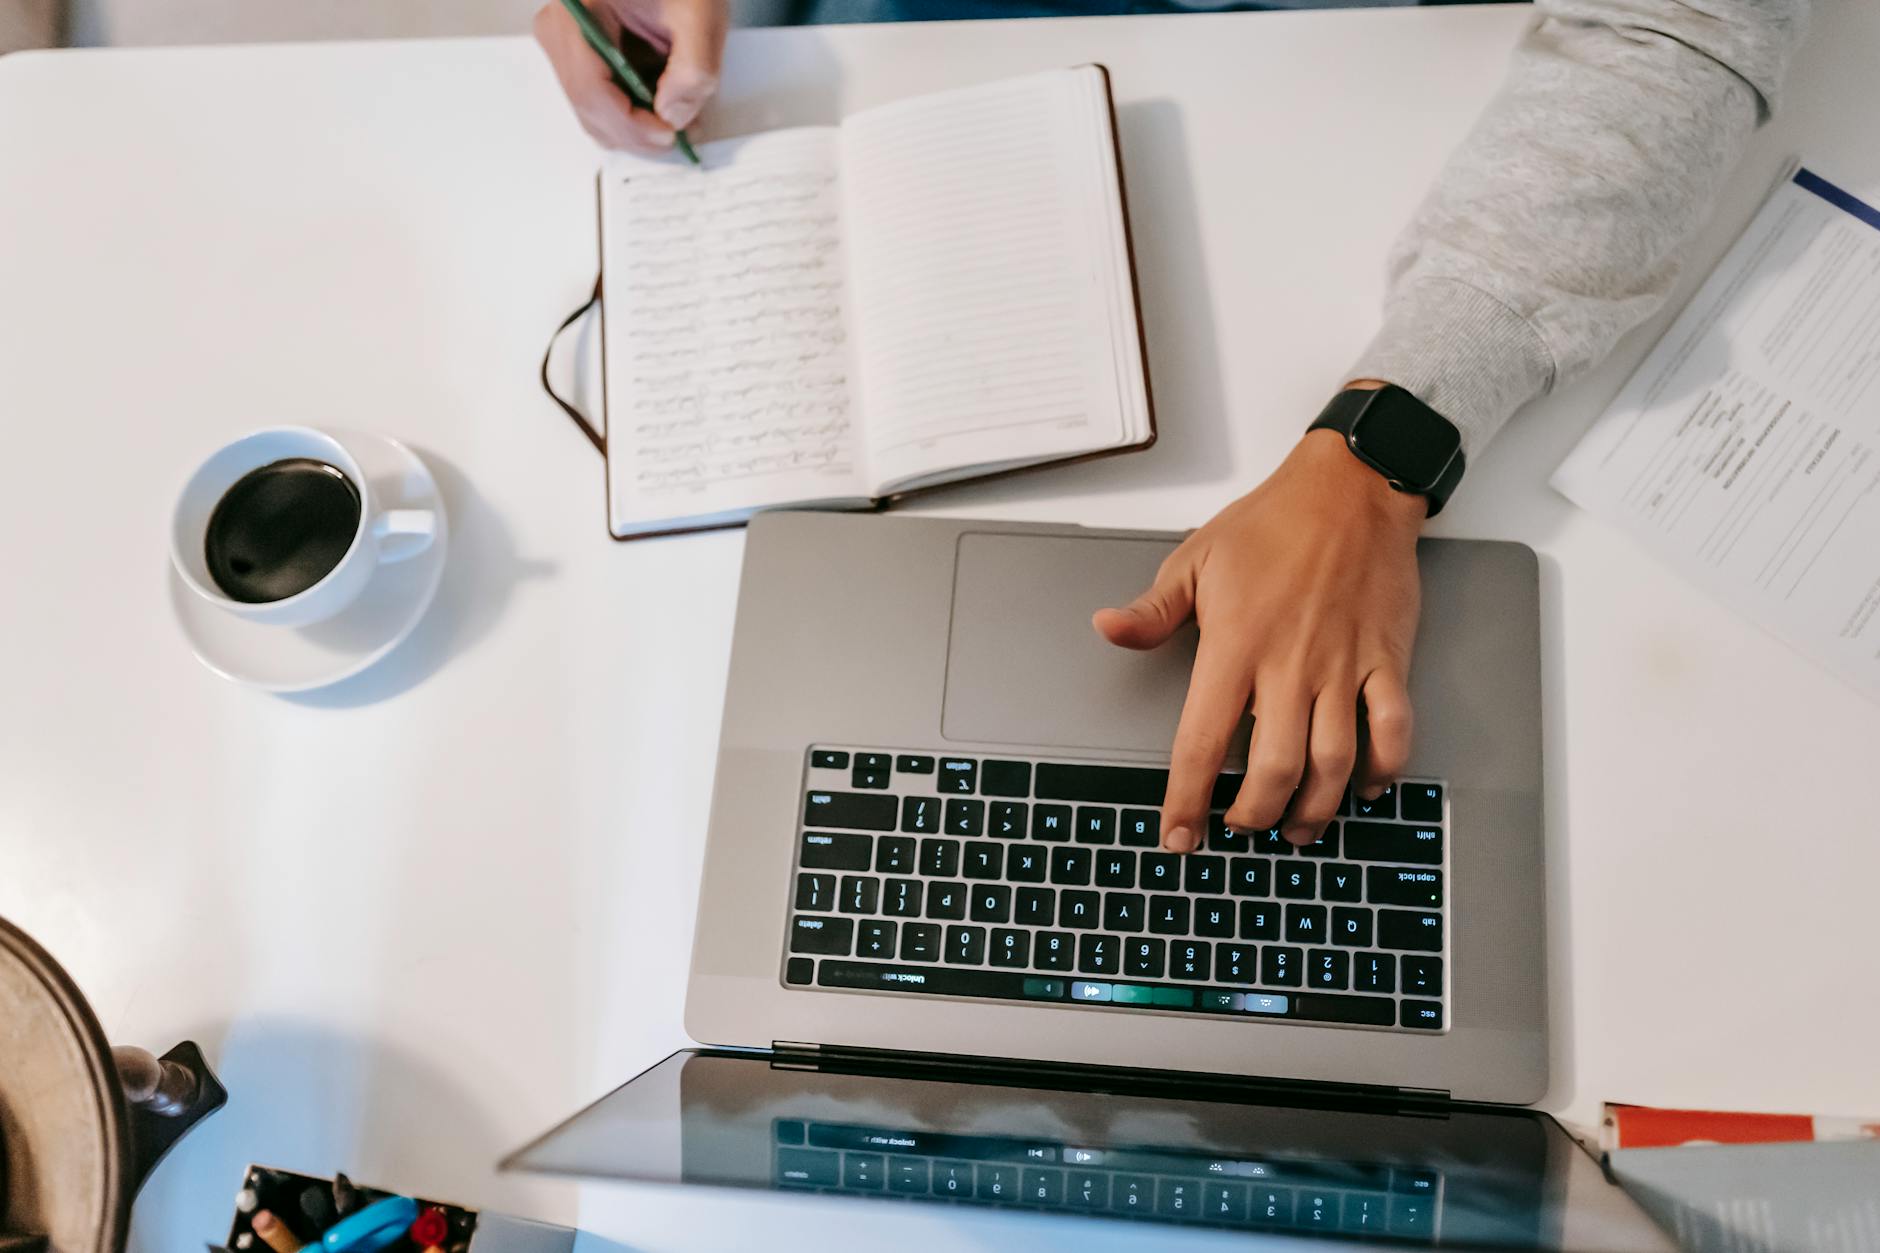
[942, 533, 1248, 758]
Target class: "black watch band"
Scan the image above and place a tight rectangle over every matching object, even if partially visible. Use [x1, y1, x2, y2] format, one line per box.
[1308, 384, 1466, 517]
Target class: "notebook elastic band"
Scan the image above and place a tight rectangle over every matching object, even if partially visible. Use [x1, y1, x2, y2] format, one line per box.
[540, 276, 606, 457]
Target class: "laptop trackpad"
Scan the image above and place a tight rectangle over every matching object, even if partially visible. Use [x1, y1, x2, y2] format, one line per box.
[943, 532, 1208, 753]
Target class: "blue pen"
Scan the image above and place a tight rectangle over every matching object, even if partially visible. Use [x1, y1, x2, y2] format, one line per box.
[319, 1195, 419, 1253]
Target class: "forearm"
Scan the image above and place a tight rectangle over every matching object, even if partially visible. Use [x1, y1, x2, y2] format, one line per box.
[1350, 0, 1810, 459]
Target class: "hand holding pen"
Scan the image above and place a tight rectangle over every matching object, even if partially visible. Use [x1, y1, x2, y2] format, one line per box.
[534, 0, 727, 161]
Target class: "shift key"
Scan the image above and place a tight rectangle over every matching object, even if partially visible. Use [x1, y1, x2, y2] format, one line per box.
[1344, 822, 1442, 864]
[804, 790, 897, 830]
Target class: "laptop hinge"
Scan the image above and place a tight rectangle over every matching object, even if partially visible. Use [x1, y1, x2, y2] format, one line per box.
[771, 1041, 1452, 1109]
[770, 1041, 823, 1069]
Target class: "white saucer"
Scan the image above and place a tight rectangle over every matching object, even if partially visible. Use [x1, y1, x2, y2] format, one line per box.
[169, 431, 449, 692]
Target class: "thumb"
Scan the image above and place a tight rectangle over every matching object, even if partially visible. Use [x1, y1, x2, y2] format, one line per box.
[1092, 559, 1195, 651]
[654, 0, 726, 130]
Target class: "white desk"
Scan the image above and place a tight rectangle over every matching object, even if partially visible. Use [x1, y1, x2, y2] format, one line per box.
[3, 6, 1877, 1250]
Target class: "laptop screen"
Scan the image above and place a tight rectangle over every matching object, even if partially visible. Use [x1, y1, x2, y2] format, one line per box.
[503, 1050, 1669, 1250]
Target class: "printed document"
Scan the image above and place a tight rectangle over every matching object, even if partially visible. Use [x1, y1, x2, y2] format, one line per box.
[1553, 168, 1880, 703]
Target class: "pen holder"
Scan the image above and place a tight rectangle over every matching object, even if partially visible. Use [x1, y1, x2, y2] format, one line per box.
[215, 1166, 574, 1253]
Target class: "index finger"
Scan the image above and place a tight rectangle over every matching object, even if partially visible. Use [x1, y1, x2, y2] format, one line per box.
[535, 3, 676, 152]
[1160, 638, 1253, 853]
[1353, 668, 1413, 798]
[573, 78, 678, 153]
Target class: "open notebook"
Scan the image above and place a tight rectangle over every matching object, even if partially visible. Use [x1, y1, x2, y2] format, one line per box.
[596, 65, 1154, 539]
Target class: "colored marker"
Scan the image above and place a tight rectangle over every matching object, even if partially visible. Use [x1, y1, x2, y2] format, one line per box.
[252, 1209, 305, 1253]
[320, 1195, 419, 1253]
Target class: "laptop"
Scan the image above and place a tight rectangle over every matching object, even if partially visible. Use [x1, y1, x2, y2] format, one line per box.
[506, 512, 1671, 1248]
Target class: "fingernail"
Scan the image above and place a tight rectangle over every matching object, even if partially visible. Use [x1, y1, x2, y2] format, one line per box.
[1162, 825, 1197, 853]
[657, 94, 704, 130]
[1283, 826, 1317, 846]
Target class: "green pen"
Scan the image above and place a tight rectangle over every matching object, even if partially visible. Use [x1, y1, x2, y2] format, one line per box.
[557, 0, 703, 165]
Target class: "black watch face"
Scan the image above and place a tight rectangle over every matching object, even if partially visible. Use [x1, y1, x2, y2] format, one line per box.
[1350, 395, 1461, 492]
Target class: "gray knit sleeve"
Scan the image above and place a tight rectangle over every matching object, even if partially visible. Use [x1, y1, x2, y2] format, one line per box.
[1347, 0, 1810, 460]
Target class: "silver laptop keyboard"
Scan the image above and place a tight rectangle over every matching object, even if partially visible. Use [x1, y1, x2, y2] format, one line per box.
[783, 747, 1449, 1034]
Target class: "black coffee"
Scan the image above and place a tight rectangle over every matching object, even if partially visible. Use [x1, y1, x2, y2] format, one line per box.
[204, 458, 362, 603]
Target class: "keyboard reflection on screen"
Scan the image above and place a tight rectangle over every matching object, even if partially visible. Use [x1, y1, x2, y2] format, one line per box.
[773, 1119, 1440, 1237]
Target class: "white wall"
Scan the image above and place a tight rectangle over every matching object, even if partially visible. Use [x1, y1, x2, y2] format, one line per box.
[1, 0, 62, 51]
[64, 0, 788, 46]
[66, 0, 542, 46]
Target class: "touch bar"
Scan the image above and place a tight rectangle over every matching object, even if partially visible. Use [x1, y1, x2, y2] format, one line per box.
[813, 961, 1400, 1026]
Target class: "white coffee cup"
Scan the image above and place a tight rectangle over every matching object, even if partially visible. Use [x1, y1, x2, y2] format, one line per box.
[171, 427, 436, 628]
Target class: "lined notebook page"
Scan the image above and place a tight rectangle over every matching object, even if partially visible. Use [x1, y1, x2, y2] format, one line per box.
[601, 130, 866, 534]
[841, 68, 1135, 494]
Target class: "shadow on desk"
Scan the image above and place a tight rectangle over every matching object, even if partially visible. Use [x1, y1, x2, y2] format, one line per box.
[285, 449, 557, 710]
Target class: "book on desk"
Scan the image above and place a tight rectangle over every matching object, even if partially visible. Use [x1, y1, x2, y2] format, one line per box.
[590, 65, 1155, 540]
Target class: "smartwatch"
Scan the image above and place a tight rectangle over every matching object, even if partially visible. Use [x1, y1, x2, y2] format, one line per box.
[1308, 384, 1466, 516]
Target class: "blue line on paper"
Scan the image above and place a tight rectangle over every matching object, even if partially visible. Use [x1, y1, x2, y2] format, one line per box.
[1794, 168, 1880, 233]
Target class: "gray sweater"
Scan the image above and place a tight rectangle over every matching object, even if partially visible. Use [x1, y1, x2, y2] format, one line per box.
[1348, 0, 1811, 461]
